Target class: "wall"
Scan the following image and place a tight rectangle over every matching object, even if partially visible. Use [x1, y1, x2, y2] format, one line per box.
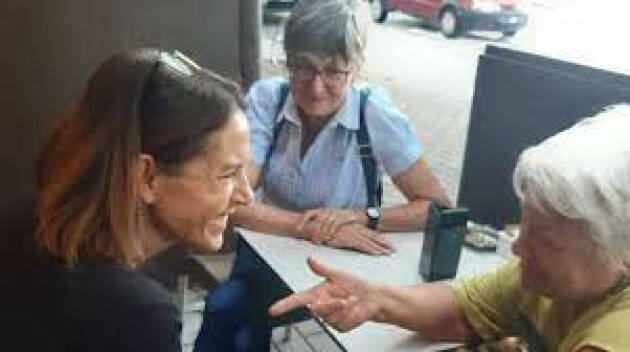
[0, 0, 257, 241]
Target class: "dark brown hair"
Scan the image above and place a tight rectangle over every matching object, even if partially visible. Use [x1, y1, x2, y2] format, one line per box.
[35, 48, 244, 266]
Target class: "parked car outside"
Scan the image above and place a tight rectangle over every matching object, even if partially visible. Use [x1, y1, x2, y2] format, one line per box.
[264, 0, 296, 10]
[369, 0, 527, 38]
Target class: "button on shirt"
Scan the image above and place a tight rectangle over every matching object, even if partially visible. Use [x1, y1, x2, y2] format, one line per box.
[246, 77, 424, 211]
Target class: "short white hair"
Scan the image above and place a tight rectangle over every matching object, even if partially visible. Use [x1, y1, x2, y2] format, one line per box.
[513, 104, 630, 264]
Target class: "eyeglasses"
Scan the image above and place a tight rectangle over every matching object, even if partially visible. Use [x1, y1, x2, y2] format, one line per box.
[158, 50, 201, 77]
[157, 50, 236, 88]
[287, 64, 352, 87]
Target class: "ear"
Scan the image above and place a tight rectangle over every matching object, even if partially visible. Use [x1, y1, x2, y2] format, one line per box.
[135, 154, 159, 205]
[348, 65, 361, 85]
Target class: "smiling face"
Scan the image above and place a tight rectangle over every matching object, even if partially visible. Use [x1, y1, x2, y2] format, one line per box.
[289, 52, 355, 123]
[147, 111, 253, 253]
[512, 202, 619, 302]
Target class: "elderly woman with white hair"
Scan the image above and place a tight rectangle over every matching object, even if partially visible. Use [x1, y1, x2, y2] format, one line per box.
[270, 104, 630, 352]
[195, 0, 449, 351]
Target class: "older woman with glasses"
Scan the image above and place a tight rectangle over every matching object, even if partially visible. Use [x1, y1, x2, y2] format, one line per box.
[194, 0, 449, 351]
[236, 0, 450, 253]
[270, 104, 630, 352]
[30, 48, 252, 351]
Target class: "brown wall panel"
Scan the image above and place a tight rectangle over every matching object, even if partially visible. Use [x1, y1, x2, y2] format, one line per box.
[0, 0, 254, 239]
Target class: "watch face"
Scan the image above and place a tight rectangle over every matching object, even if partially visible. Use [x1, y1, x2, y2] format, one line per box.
[367, 207, 381, 219]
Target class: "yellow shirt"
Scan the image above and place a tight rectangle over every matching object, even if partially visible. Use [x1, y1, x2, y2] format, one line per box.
[451, 261, 630, 351]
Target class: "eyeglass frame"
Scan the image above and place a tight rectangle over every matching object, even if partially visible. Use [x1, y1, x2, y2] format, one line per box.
[286, 63, 353, 88]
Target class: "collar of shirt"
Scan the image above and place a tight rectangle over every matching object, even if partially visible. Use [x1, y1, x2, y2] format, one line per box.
[278, 87, 361, 131]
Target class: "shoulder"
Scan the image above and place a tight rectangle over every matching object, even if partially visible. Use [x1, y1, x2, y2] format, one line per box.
[349, 82, 424, 175]
[567, 287, 630, 351]
[247, 76, 289, 104]
[355, 83, 412, 124]
[66, 264, 181, 351]
[354, 83, 416, 140]
[66, 263, 177, 315]
[449, 261, 530, 341]
[246, 76, 290, 127]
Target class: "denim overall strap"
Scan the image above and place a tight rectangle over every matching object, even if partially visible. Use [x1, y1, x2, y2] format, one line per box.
[357, 88, 382, 208]
[263, 83, 290, 170]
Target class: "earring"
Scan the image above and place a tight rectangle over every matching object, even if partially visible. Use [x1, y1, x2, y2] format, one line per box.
[136, 200, 153, 218]
[140, 193, 155, 206]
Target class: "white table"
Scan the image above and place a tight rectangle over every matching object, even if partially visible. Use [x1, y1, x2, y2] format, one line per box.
[238, 228, 507, 351]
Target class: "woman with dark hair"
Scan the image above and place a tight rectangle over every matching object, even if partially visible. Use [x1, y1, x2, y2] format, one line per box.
[33, 48, 252, 351]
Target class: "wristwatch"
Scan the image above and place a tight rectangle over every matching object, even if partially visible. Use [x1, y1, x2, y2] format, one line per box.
[366, 207, 381, 230]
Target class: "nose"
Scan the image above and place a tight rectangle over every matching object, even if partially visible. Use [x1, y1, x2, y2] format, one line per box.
[231, 170, 253, 207]
[511, 235, 523, 257]
[511, 224, 529, 259]
[307, 73, 328, 98]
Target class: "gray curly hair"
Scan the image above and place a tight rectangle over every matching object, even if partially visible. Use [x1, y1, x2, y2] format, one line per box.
[513, 104, 630, 265]
[284, 0, 367, 67]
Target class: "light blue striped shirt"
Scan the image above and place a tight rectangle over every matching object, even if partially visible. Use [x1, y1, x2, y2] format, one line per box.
[246, 77, 423, 211]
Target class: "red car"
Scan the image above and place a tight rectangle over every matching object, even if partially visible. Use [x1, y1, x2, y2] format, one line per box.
[369, 0, 527, 38]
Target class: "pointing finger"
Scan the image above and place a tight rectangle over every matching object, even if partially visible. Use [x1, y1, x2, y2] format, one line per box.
[269, 291, 314, 317]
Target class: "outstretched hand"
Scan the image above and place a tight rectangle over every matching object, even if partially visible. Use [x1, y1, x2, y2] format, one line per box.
[269, 257, 381, 332]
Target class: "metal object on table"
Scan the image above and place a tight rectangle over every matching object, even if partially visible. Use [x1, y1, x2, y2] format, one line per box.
[465, 221, 500, 252]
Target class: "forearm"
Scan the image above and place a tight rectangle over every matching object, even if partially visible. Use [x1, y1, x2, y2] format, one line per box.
[349, 200, 430, 232]
[379, 200, 430, 232]
[417, 178, 452, 208]
[231, 201, 308, 239]
[372, 283, 473, 342]
[385, 158, 451, 231]
[373, 161, 452, 232]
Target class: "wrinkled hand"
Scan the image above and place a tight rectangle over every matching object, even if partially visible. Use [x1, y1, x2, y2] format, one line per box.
[269, 257, 381, 332]
[326, 222, 394, 255]
[298, 208, 364, 244]
[297, 208, 393, 255]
